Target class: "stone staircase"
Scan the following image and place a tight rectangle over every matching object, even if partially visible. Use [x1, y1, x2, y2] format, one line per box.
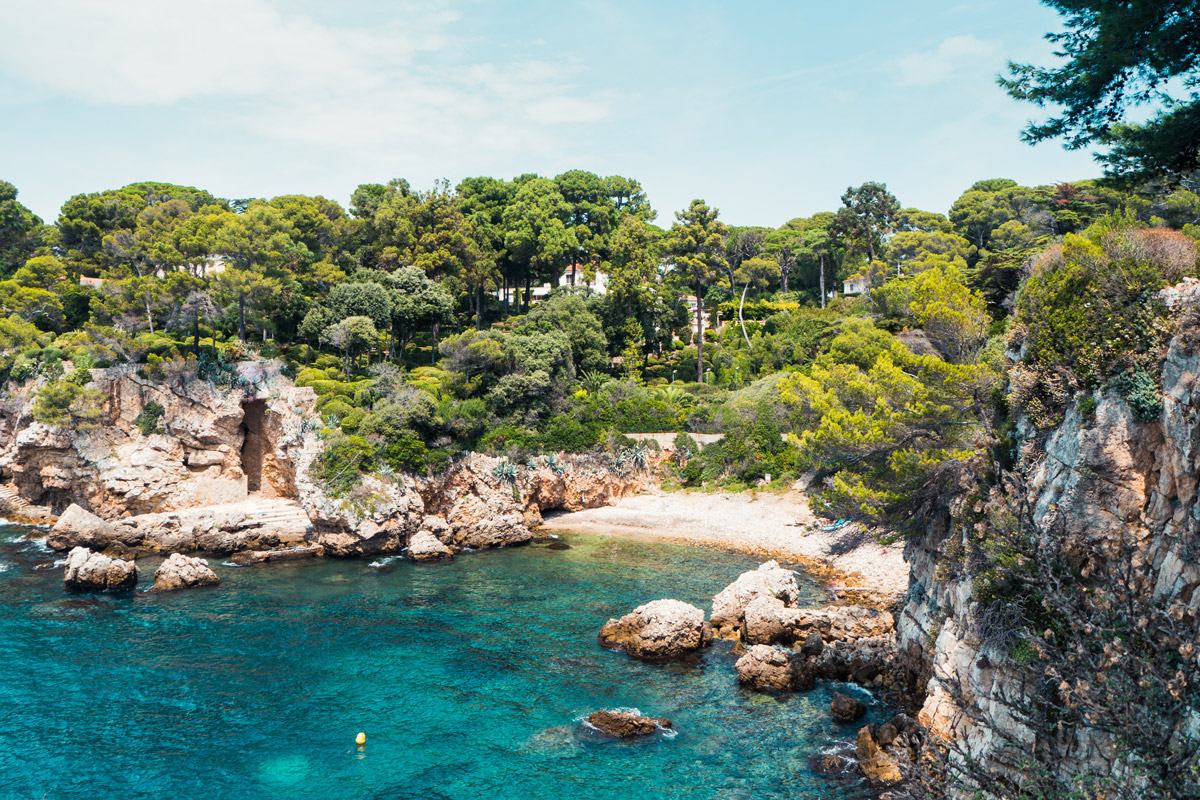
[239, 498, 313, 546]
[0, 484, 57, 525]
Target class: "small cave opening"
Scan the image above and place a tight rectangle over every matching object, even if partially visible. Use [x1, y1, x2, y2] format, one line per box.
[239, 399, 266, 494]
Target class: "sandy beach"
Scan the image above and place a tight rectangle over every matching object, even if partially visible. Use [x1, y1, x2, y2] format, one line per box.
[543, 489, 909, 602]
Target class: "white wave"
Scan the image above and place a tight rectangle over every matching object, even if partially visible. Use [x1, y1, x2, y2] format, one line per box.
[368, 557, 401, 568]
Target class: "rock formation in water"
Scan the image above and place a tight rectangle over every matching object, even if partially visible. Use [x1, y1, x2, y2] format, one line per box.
[63, 546, 138, 591]
[598, 598, 713, 660]
[407, 529, 454, 562]
[152, 553, 219, 591]
[709, 560, 801, 638]
[585, 710, 673, 737]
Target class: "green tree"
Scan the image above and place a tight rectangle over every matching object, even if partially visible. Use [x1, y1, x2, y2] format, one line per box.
[327, 281, 392, 329]
[834, 182, 900, 263]
[0, 181, 47, 278]
[666, 199, 728, 385]
[503, 178, 576, 309]
[1000, 0, 1200, 185]
[322, 316, 378, 379]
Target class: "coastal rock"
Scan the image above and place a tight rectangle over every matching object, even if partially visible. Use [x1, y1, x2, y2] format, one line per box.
[743, 601, 894, 646]
[585, 710, 672, 737]
[63, 547, 138, 591]
[47, 503, 122, 550]
[812, 753, 852, 777]
[408, 530, 454, 562]
[598, 598, 712, 660]
[734, 644, 814, 691]
[422, 515, 453, 545]
[152, 553, 219, 591]
[856, 724, 903, 785]
[711, 560, 800, 638]
[831, 692, 867, 722]
[444, 494, 532, 549]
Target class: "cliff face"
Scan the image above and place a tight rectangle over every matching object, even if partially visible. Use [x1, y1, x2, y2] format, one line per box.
[1, 365, 648, 562]
[899, 305, 1200, 793]
[0, 363, 314, 518]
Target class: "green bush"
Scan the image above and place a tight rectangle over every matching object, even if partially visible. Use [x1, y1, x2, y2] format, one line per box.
[682, 458, 703, 486]
[33, 380, 105, 430]
[539, 416, 602, 453]
[340, 407, 365, 433]
[134, 401, 165, 436]
[65, 368, 92, 386]
[319, 397, 354, 420]
[1114, 370, 1163, 422]
[479, 424, 538, 455]
[381, 429, 428, 473]
[310, 433, 374, 495]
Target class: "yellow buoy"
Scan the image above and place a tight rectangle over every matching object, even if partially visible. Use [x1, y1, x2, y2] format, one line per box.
[355, 732, 367, 747]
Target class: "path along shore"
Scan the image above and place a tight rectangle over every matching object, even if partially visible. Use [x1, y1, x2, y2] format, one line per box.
[543, 489, 908, 604]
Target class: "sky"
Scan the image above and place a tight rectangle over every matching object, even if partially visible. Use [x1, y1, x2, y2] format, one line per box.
[0, 0, 1101, 228]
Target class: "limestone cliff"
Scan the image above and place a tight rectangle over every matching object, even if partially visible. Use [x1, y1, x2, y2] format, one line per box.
[1, 364, 648, 563]
[899, 298, 1200, 795]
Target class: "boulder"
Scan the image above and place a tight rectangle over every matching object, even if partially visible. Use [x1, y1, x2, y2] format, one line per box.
[408, 530, 454, 563]
[63, 547, 138, 591]
[800, 631, 825, 658]
[152, 553, 220, 591]
[585, 710, 672, 737]
[743, 595, 804, 644]
[856, 724, 903, 785]
[811, 753, 852, 777]
[734, 644, 815, 691]
[598, 598, 712, 660]
[48, 504, 118, 551]
[710, 560, 800, 637]
[422, 515, 453, 545]
[743, 601, 894, 647]
[830, 692, 867, 722]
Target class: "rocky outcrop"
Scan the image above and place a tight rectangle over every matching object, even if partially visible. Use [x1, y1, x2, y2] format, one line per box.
[598, 599, 713, 660]
[63, 546, 138, 591]
[856, 714, 923, 785]
[585, 710, 672, 737]
[0, 363, 312, 517]
[895, 292, 1200, 795]
[152, 553, 219, 591]
[418, 452, 648, 538]
[735, 644, 814, 691]
[743, 598, 894, 647]
[710, 560, 801, 638]
[830, 692, 866, 722]
[407, 530, 453, 562]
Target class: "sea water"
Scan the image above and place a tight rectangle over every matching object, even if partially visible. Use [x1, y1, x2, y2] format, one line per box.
[0, 523, 886, 799]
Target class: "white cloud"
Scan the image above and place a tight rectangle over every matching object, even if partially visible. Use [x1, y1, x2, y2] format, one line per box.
[892, 35, 1000, 87]
[0, 0, 609, 157]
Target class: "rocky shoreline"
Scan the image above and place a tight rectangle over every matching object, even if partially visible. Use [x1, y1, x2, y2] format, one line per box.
[597, 559, 925, 788]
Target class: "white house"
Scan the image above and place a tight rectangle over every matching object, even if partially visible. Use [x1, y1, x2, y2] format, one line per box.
[842, 275, 869, 295]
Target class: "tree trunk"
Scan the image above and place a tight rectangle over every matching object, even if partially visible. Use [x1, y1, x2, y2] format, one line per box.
[431, 321, 439, 364]
[524, 273, 531, 313]
[695, 290, 705, 385]
[238, 290, 247, 341]
[144, 297, 154, 334]
[192, 312, 200, 352]
[739, 284, 752, 351]
[475, 284, 483, 330]
[819, 253, 826, 310]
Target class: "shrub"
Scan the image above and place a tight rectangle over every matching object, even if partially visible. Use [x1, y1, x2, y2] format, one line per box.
[319, 397, 354, 420]
[539, 416, 601, 453]
[682, 458, 703, 486]
[33, 380, 105, 430]
[310, 433, 374, 495]
[1114, 370, 1163, 422]
[134, 401, 165, 436]
[65, 368, 92, 386]
[380, 430, 428, 473]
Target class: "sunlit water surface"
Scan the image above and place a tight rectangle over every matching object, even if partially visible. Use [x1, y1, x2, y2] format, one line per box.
[0, 523, 886, 799]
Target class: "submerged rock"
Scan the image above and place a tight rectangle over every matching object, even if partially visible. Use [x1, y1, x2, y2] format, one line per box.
[830, 692, 866, 722]
[152, 553, 219, 591]
[63, 547, 138, 591]
[408, 530, 454, 563]
[710, 560, 800, 638]
[585, 710, 672, 737]
[598, 598, 712, 660]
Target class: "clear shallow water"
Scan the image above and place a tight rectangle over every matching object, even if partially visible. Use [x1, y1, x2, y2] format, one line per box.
[0, 523, 887, 799]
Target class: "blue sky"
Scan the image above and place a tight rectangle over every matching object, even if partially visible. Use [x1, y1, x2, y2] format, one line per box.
[0, 0, 1099, 227]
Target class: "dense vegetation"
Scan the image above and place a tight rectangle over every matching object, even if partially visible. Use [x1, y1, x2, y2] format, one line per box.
[2, 168, 1198, 501]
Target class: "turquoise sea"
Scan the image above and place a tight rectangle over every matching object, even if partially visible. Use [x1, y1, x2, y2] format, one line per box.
[0, 523, 886, 799]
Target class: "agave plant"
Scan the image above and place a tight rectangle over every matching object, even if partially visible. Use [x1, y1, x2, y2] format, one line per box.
[543, 453, 567, 475]
[492, 460, 519, 485]
[325, 414, 340, 429]
[629, 444, 651, 472]
[377, 463, 395, 477]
